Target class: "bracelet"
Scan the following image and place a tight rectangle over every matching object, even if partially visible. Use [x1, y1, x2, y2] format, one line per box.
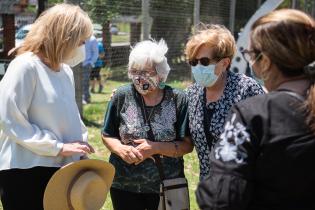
[172, 141, 179, 157]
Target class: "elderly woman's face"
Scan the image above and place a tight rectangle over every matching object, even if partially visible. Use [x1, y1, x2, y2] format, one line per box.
[129, 65, 160, 95]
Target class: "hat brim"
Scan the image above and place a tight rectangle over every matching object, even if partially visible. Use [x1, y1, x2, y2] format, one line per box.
[43, 159, 115, 210]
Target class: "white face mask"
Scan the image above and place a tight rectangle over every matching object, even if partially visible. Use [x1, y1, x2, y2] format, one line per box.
[64, 45, 86, 67]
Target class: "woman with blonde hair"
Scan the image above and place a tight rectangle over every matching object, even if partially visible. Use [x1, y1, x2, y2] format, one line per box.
[196, 9, 315, 210]
[185, 24, 264, 180]
[0, 4, 94, 210]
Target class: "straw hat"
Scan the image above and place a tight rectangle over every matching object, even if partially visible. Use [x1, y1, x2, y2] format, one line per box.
[44, 159, 115, 210]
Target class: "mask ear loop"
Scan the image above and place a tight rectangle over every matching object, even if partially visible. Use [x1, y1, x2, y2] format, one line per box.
[158, 82, 166, 89]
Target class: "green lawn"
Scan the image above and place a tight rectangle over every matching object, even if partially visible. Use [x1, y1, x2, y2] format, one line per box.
[111, 22, 130, 43]
[111, 34, 130, 43]
[0, 79, 200, 210]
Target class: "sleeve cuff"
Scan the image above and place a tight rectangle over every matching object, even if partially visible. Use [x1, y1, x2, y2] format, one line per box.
[53, 142, 64, 156]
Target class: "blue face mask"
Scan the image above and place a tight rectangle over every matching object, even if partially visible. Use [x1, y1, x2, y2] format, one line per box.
[250, 64, 265, 86]
[192, 64, 218, 87]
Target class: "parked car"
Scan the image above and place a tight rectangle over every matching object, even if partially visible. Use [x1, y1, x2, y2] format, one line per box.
[93, 23, 119, 37]
[110, 24, 119, 35]
[15, 24, 32, 47]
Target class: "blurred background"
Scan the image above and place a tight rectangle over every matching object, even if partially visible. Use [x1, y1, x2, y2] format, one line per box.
[1, 0, 315, 82]
[0, 1, 315, 209]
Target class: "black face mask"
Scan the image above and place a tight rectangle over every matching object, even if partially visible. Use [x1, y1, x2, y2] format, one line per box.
[142, 83, 150, 90]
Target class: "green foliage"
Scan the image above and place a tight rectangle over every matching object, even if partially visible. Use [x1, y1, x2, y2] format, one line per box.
[150, 0, 193, 63]
[48, 0, 63, 5]
[25, 4, 37, 13]
[279, 0, 315, 10]
[82, 0, 121, 23]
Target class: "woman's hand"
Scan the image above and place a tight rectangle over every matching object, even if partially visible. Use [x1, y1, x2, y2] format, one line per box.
[110, 88, 117, 99]
[134, 139, 157, 164]
[116, 144, 143, 164]
[59, 141, 95, 157]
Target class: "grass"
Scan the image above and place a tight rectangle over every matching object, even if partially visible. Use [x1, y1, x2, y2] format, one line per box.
[0, 78, 200, 210]
[111, 34, 130, 43]
[111, 22, 130, 43]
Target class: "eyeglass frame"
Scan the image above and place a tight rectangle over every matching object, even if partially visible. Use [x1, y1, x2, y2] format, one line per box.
[129, 68, 158, 77]
[241, 49, 263, 65]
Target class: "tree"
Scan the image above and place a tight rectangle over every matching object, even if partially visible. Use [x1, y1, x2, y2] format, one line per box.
[48, 0, 63, 5]
[82, 0, 122, 65]
[150, 0, 193, 76]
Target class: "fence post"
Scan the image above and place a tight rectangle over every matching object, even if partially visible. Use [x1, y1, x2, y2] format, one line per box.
[130, 22, 141, 46]
[36, 0, 47, 18]
[193, 0, 200, 30]
[142, 0, 150, 40]
[291, 0, 300, 9]
[229, 0, 236, 36]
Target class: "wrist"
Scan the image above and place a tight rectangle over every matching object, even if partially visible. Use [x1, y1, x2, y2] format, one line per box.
[113, 143, 124, 156]
[172, 141, 179, 157]
[151, 141, 159, 155]
[56, 142, 64, 156]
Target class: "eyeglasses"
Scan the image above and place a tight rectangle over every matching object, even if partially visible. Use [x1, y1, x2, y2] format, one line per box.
[241, 49, 262, 65]
[129, 69, 157, 77]
[188, 57, 220, 66]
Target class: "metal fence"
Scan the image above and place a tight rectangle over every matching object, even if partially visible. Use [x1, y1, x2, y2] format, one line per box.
[80, 0, 315, 81]
[1, 0, 315, 82]
[1, 0, 315, 112]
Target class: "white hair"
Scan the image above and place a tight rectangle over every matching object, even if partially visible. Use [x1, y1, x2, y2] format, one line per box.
[128, 39, 171, 82]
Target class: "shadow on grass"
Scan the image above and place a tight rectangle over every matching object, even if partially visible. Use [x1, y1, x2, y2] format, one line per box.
[83, 117, 102, 128]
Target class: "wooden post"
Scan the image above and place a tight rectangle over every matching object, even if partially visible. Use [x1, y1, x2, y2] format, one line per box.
[130, 22, 141, 46]
[0, 14, 15, 59]
[142, 0, 150, 40]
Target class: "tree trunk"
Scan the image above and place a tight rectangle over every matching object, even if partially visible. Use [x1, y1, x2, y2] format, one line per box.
[130, 22, 141, 46]
[102, 21, 112, 67]
[0, 14, 15, 59]
[36, 0, 47, 18]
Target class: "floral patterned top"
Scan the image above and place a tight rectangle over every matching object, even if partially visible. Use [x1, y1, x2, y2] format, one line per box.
[102, 84, 190, 193]
[186, 71, 264, 180]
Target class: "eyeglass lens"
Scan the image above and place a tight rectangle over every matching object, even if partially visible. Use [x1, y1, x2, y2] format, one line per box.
[189, 57, 212, 66]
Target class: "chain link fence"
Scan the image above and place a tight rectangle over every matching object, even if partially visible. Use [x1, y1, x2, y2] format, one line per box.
[1, 0, 315, 82]
[80, 0, 315, 82]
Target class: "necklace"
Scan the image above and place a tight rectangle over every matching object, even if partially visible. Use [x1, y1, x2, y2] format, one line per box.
[141, 96, 156, 132]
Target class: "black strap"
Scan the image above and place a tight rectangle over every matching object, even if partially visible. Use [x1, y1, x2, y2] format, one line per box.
[203, 88, 216, 150]
[133, 86, 168, 210]
[136, 90, 166, 181]
[147, 124, 166, 181]
[139, 102, 167, 210]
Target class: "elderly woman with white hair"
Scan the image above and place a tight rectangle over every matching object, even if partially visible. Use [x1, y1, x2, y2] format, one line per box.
[101, 39, 193, 210]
